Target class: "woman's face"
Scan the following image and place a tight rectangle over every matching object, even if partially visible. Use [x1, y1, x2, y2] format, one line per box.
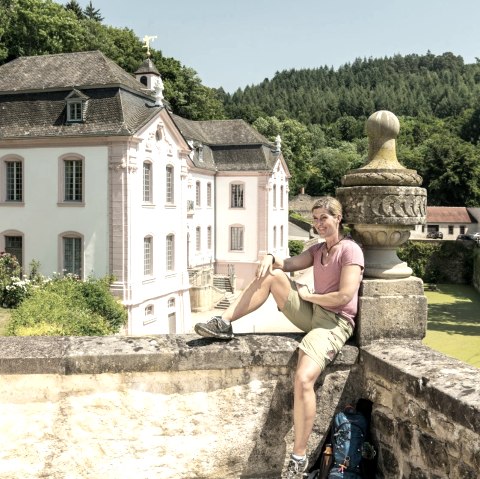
[311, 207, 341, 238]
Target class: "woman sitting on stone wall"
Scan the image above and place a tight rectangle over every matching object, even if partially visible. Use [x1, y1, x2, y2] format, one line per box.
[194, 196, 364, 479]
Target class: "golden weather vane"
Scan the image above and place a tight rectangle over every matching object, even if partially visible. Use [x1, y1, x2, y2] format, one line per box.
[142, 35, 157, 57]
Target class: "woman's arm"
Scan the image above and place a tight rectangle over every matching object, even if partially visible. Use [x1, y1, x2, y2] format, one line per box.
[256, 250, 314, 279]
[296, 264, 362, 308]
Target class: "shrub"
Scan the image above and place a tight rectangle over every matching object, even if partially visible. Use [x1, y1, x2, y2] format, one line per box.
[289, 240, 306, 256]
[6, 275, 126, 336]
[0, 253, 21, 306]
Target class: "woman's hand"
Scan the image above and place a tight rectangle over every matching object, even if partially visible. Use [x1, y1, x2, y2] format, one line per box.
[256, 254, 274, 279]
[297, 283, 312, 301]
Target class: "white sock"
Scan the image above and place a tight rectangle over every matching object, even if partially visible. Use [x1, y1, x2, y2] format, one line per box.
[292, 453, 306, 461]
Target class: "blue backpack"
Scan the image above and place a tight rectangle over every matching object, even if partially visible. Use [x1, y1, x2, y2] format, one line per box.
[327, 406, 367, 479]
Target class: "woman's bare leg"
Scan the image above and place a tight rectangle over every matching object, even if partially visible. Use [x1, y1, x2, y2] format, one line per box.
[222, 269, 292, 322]
[292, 350, 322, 455]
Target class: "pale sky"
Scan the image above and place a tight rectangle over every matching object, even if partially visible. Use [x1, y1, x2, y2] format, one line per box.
[78, 0, 480, 92]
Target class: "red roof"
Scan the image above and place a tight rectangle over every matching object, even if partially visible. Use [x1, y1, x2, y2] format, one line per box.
[426, 207, 473, 223]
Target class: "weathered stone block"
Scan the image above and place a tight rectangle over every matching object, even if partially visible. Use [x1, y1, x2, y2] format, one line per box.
[355, 277, 427, 345]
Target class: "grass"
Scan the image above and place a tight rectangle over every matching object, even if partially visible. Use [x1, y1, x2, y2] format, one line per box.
[423, 284, 480, 368]
[0, 307, 11, 335]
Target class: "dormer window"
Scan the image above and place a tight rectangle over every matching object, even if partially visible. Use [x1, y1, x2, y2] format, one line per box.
[68, 101, 83, 122]
[65, 89, 89, 123]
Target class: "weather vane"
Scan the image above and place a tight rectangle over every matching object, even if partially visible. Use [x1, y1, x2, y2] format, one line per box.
[142, 35, 157, 57]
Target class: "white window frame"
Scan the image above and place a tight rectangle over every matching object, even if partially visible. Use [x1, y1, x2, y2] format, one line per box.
[166, 165, 174, 204]
[144, 236, 153, 276]
[230, 225, 244, 251]
[166, 234, 175, 271]
[230, 183, 244, 208]
[143, 161, 152, 203]
[60, 233, 83, 278]
[207, 182, 212, 207]
[196, 181, 201, 207]
[1, 155, 24, 205]
[196, 226, 201, 252]
[59, 155, 84, 205]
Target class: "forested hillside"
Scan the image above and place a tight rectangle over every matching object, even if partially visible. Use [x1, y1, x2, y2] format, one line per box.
[221, 53, 480, 205]
[1, 0, 480, 205]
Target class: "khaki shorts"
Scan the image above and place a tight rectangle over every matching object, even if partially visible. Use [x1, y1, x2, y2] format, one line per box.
[281, 279, 354, 370]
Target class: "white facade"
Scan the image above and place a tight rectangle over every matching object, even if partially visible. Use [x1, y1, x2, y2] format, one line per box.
[215, 164, 290, 289]
[0, 51, 291, 336]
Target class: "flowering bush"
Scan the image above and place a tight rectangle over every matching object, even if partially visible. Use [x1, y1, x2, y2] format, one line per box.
[3, 278, 34, 308]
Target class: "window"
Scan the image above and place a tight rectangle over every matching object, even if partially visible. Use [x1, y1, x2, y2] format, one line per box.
[166, 165, 174, 203]
[168, 312, 176, 334]
[65, 89, 88, 123]
[143, 162, 152, 202]
[207, 226, 212, 250]
[168, 298, 175, 308]
[140, 76, 148, 87]
[166, 234, 175, 271]
[6, 161, 23, 202]
[273, 226, 277, 248]
[280, 185, 284, 209]
[273, 184, 277, 208]
[144, 236, 153, 276]
[448, 225, 454, 235]
[280, 225, 284, 247]
[231, 183, 244, 208]
[63, 236, 82, 277]
[196, 227, 201, 251]
[207, 182, 212, 207]
[64, 159, 83, 202]
[67, 102, 83, 122]
[5, 235, 23, 267]
[460, 226, 466, 234]
[230, 226, 244, 251]
[196, 181, 201, 207]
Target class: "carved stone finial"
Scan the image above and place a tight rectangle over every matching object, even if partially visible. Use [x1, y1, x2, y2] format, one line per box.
[342, 110, 422, 187]
[336, 110, 427, 279]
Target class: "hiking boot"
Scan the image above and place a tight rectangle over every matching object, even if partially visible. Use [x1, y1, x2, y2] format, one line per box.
[285, 454, 309, 478]
[194, 316, 234, 339]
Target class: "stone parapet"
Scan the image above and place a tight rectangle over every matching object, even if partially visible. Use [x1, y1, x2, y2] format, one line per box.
[360, 340, 480, 478]
[0, 334, 359, 479]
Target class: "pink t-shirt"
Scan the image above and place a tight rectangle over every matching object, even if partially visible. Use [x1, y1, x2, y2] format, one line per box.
[307, 238, 364, 325]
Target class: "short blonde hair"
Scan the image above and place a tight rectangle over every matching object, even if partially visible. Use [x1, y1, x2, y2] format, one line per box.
[311, 196, 343, 217]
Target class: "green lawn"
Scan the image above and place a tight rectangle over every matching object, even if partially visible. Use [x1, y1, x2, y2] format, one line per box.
[0, 307, 10, 335]
[424, 284, 480, 368]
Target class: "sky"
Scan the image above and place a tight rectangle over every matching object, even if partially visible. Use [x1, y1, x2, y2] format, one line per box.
[78, 0, 480, 93]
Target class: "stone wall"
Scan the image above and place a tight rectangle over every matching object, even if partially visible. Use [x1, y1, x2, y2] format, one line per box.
[0, 333, 478, 478]
[360, 341, 480, 479]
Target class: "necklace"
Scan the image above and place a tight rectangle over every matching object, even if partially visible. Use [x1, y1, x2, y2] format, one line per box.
[324, 236, 344, 256]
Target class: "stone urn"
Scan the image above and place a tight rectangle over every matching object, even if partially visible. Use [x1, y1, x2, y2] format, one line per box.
[336, 110, 427, 279]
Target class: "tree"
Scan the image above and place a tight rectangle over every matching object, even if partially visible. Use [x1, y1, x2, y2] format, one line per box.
[0, 0, 86, 61]
[64, 0, 84, 20]
[83, 0, 103, 21]
[417, 134, 480, 206]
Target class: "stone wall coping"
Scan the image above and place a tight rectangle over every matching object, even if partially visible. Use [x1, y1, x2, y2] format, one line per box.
[0, 334, 359, 375]
[361, 340, 480, 434]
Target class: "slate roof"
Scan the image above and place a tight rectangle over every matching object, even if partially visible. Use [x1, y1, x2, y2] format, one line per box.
[171, 114, 282, 172]
[426, 207, 475, 224]
[0, 51, 161, 139]
[0, 51, 148, 94]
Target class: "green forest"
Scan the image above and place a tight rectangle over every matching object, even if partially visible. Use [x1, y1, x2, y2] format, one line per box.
[2, 0, 480, 205]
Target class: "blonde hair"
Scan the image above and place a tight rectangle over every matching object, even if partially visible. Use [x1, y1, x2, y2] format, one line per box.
[311, 196, 343, 217]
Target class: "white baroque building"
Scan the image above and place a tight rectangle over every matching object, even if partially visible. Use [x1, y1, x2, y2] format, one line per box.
[0, 51, 290, 335]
